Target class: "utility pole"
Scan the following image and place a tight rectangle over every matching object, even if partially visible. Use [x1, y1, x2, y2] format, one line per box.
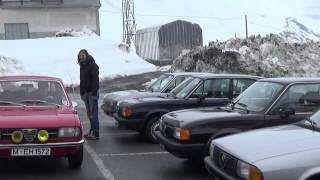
[245, 15, 248, 39]
[122, 0, 136, 48]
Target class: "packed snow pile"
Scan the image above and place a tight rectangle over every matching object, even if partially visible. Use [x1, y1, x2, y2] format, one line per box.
[0, 56, 25, 76]
[172, 34, 320, 77]
[281, 17, 320, 43]
[0, 37, 157, 85]
[55, 26, 98, 37]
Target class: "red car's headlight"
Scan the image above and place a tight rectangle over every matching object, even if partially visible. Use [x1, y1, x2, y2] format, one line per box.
[58, 128, 80, 137]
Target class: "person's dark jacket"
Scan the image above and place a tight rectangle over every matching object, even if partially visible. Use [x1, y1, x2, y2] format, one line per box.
[79, 55, 99, 97]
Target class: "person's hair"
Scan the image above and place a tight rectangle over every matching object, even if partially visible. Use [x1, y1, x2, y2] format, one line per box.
[77, 49, 89, 63]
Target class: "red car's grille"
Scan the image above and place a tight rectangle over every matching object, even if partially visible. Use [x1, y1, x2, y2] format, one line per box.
[1, 129, 58, 143]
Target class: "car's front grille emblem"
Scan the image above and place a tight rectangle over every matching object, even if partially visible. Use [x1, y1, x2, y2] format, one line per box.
[219, 153, 227, 168]
[22, 129, 38, 142]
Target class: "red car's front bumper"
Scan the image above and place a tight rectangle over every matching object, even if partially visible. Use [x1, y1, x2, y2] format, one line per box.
[0, 139, 84, 158]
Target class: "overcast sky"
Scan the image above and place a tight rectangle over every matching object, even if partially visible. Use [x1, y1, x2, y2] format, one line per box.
[99, 0, 320, 45]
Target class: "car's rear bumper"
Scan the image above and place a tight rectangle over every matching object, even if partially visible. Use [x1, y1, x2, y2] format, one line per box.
[204, 156, 237, 180]
[155, 131, 204, 159]
[0, 139, 84, 158]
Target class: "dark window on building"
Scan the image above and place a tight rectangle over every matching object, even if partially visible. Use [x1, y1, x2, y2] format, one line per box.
[5, 23, 30, 40]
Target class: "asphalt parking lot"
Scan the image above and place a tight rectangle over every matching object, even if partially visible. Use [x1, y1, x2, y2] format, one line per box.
[0, 94, 212, 180]
[77, 94, 212, 180]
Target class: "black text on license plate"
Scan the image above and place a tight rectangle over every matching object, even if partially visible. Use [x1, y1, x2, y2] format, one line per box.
[11, 148, 51, 156]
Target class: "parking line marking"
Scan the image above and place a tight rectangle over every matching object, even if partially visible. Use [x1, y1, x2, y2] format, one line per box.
[98, 151, 169, 157]
[84, 144, 116, 180]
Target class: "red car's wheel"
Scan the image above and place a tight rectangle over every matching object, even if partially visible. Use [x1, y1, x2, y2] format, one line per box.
[68, 146, 83, 169]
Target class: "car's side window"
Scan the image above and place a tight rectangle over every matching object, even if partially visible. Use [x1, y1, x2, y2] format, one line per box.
[175, 77, 186, 86]
[190, 81, 204, 98]
[270, 83, 320, 114]
[191, 79, 230, 98]
[165, 76, 186, 92]
[233, 79, 255, 97]
[210, 79, 230, 98]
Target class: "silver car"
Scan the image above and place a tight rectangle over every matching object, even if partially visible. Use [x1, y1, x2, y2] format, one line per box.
[204, 109, 320, 180]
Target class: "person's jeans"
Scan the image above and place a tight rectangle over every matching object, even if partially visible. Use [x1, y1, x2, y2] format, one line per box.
[83, 92, 99, 137]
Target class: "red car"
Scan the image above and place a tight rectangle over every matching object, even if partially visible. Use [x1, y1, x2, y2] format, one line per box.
[0, 76, 84, 168]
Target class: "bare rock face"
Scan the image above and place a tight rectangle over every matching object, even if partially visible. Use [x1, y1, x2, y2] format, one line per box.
[171, 33, 320, 78]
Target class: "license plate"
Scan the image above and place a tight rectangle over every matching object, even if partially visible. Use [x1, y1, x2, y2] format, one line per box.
[11, 148, 51, 156]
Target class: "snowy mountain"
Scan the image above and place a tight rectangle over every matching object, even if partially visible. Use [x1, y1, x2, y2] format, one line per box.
[280, 17, 320, 43]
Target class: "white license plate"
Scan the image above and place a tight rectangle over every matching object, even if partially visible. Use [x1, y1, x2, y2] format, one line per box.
[11, 148, 51, 156]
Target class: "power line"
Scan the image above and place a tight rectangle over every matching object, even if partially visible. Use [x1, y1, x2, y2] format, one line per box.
[100, 10, 242, 21]
[248, 21, 283, 31]
[103, 0, 121, 12]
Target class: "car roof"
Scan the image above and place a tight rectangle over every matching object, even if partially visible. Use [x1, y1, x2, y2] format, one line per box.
[165, 72, 211, 76]
[190, 73, 262, 79]
[0, 75, 62, 82]
[258, 77, 320, 85]
[165, 72, 262, 79]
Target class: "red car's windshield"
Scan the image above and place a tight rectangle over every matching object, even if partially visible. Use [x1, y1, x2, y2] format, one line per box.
[0, 80, 69, 106]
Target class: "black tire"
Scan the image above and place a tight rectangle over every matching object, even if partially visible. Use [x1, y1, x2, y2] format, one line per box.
[68, 146, 83, 169]
[145, 116, 161, 143]
[307, 174, 320, 180]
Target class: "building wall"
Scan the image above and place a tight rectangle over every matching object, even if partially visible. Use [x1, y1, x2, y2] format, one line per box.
[0, 7, 99, 39]
[136, 30, 159, 61]
[136, 20, 203, 65]
[159, 20, 203, 62]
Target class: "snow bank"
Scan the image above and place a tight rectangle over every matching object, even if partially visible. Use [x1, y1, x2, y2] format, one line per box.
[0, 37, 157, 85]
[55, 26, 98, 37]
[0, 56, 24, 75]
[172, 34, 320, 77]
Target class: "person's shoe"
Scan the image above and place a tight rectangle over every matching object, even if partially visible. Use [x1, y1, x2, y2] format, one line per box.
[84, 130, 93, 138]
[85, 134, 99, 140]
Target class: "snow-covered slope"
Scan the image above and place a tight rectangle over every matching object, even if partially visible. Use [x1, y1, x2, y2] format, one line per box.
[0, 56, 24, 75]
[281, 17, 320, 43]
[0, 37, 157, 85]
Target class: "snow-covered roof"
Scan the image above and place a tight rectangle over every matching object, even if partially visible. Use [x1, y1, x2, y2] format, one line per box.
[137, 20, 200, 34]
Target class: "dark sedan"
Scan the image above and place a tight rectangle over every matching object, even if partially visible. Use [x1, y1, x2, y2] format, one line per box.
[114, 74, 260, 143]
[101, 72, 204, 116]
[155, 78, 320, 161]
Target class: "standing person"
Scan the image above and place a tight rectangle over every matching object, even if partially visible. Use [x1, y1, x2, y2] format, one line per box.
[78, 49, 100, 140]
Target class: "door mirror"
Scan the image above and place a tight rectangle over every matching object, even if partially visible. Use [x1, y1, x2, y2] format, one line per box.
[197, 94, 206, 102]
[279, 107, 295, 118]
[72, 101, 78, 109]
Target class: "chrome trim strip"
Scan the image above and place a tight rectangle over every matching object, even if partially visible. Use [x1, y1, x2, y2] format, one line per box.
[0, 139, 84, 149]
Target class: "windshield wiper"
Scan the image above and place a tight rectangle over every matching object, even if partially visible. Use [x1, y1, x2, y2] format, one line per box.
[20, 100, 61, 107]
[230, 100, 236, 110]
[305, 117, 317, 131]
[0, 101, 26, 107]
